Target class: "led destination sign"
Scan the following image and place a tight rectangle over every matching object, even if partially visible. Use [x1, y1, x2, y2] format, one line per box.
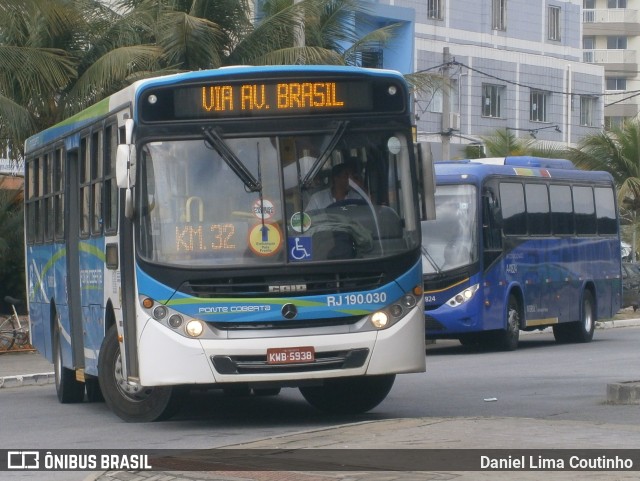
[140, 76, 405, 121]
[174, 80, 369, 118]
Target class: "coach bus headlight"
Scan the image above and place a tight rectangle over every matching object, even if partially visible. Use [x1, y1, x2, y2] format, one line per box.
[185, 319, 204, 337]
[371, 311, 389, 328]
[446, 284, 479, 308]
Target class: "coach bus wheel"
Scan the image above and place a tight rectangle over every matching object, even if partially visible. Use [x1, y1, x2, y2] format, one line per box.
[554, 291, 595, 344]
[299, 375, 395, 414]
[85, 377, 104, 402]
[98, 325, 183, 422]
[53, 327, 85, 403]
[491, 295, 520, 351]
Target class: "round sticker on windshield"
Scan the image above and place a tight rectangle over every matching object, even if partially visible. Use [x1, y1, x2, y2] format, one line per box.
[387, 136, 402, 154]
[290, 212, 311, 233]
[253, 199, 275, 219]
[248, 223, 282, 256]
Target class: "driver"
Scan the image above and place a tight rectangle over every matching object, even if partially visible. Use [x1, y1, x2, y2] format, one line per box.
[306, 162, 363, 211]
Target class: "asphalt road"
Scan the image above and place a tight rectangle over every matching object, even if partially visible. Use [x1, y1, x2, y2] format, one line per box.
[2, 325, 639, 480]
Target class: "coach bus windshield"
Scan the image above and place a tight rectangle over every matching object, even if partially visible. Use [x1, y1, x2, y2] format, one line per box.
[137, 131, 419, 267]
[421, 184, 478, 274]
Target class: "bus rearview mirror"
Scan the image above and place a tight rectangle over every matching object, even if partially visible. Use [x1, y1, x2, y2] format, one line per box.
[116, 144, 137, 188]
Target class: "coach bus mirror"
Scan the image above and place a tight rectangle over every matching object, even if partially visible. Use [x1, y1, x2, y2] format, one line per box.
[116, 145, 130, 188]
[417, 143, 436, 220]
[124, 187, 134, 219]
[124, 118, 134, 144]
[116, 144, 137, 189]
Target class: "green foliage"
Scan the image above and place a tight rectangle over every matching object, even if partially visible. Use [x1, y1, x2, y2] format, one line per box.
[0, 184, 24, 311]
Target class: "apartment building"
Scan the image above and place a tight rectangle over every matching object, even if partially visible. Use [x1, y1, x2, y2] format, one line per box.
[358, 0, 605, 157]
[583, 0, 640, 128]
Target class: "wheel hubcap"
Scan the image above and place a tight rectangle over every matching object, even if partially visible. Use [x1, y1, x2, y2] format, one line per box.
[114, 353, 153, 401]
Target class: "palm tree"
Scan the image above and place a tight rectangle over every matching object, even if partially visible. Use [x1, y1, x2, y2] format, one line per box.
[565, 120, 640, 260]
[463, 128, 567, 160]
[0, 180, 24, 305]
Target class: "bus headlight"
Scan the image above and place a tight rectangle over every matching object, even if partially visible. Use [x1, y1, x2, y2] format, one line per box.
[446, 284, 479, 307]
[369, 286, 422, 330]
[371, 312, 389, 328]
[185, 320, 204, 337]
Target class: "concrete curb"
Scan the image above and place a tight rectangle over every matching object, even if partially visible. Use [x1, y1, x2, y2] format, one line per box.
[0, 372, 55, 389]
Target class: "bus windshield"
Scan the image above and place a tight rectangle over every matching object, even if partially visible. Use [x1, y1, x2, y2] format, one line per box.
[421, 184, 478, 274]
[137, 130, 418, 267]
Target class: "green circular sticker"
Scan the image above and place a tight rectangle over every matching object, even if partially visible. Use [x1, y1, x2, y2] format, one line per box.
[290, 212, 312, 233]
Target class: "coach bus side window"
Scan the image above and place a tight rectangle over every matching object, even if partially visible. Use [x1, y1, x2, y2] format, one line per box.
[54, 148, 65, 241]
[549, 184, 573, 235]
[573, 185, 597, 235]
[482, 186, 502, 269]
[499, 182, 526, 235]
[80, 136, 91, 237]
[594, 187, 617, 235]
[43, 152, 54, 242]
[103, 123, 118, 234]
[525, 183, 550, 235]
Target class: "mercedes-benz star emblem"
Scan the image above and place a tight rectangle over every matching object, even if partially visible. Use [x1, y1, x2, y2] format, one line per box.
[281, 303, 298, 320]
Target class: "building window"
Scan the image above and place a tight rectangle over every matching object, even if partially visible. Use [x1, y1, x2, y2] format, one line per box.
[583, 0, 595, 8]
[548, 6, 561, 41]
[608, 0, 626, 8]
[482, 84, 504, 118]
[427, 0, 443, 19]
[605, 116, 626, 130]
[607, 36, 627, 49]
[606, 78, 627, 90]
[580, 96, 596, 127]
[530, 91, 548, 122]
[492, 0, 506, 31]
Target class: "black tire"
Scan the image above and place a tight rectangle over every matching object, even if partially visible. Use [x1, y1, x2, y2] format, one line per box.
[98, 325, 183, 422]
[553, 290, 595, 344]
[53, 327, 85, 403]
[458, 333, 482, 348]
[0, 316, 16, 351]
[252, 387, 281, 396]
[299, 375, 395, 414]
[85, 377, 104, 402]
[490, 294, 520, 351]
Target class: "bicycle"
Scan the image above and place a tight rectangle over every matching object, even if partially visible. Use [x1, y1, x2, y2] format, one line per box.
[0, 296, 29, 352]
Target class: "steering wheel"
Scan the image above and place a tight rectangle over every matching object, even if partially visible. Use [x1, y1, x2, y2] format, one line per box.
[326, 198, 368, 209]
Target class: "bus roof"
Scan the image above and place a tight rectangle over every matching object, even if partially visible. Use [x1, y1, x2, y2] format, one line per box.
[24, 65, 406, 154]
[434, 157, 614, 184]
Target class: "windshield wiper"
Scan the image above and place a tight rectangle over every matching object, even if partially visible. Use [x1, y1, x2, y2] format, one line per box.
[301, 121, 349, 189]
[202, 127, 262, 192]
[421, 245, 442, 274]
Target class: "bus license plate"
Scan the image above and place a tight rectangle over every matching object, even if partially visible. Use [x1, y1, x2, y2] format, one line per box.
[267, 346, 315, 364]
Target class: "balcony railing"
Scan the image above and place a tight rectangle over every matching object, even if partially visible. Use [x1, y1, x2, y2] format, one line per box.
[583, 8, 637, 23]
[583, 49, 636, 64]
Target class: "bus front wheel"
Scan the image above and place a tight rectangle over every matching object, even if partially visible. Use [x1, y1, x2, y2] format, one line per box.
[299, 374, 395, 414]
[489, 294, 521, 351]
[98, 326, 183, 422]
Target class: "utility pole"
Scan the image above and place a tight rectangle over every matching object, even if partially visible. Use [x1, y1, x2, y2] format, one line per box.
[441, 47, 451, 161]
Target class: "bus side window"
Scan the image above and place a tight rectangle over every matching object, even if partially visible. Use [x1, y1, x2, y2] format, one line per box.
[482, 188, 502, 251]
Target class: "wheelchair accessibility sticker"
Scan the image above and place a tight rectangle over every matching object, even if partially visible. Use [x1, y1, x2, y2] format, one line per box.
[288, 236, 312, 261]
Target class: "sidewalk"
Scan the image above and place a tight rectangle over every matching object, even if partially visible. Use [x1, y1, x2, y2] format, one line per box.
[3, 319, 640, 481]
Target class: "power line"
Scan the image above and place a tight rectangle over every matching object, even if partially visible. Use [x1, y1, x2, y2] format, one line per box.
[417, 60, 640, 103]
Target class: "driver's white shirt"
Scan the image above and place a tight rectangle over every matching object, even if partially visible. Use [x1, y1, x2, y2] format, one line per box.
[306, 188, 362, 211]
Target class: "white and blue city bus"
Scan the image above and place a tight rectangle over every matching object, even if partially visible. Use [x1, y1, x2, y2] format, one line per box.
[24, 65, 432, 421]
[422, 157, 621, 351]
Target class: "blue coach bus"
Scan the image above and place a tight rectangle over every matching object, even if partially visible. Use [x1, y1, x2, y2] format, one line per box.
[24, 66, 432, 421]
[422, 156, 621, 351]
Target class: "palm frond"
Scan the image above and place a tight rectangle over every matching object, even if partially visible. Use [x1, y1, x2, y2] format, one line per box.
[63, 45, 162, 114]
